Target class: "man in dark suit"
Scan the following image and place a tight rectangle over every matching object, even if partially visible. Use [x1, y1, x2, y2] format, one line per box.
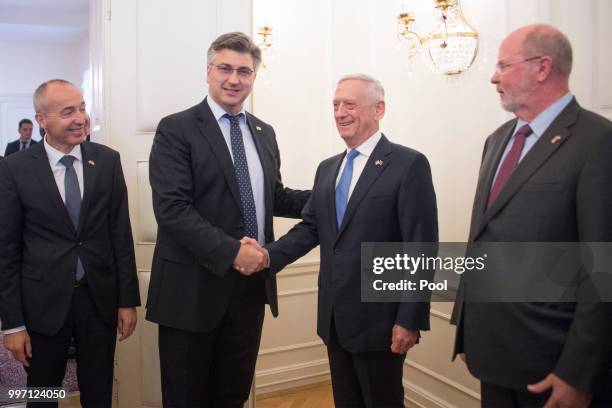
[451, 24, 612, 407]
[4, 118, 37, 156]
[241, 74, 438, 407]
[0, 79, 140, 407]
[146, 32, 310, 407]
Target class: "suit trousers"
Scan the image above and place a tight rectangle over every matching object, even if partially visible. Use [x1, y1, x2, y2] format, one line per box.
[158, 273, 266, 408]
[25, 283, 117, 408]
[326, 316, 406, 408]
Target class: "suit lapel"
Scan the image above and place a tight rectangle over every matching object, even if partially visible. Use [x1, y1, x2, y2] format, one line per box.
[196, 98, 242, 211]
[30, 143, 76, 234]
[469, 121, 516, 239]
[325, 154, 345, 235]
[475, 100, 580, 238]
[335, 135, 392, 243]
[78, 143, 97, 235]
[246, 113, 275, 239]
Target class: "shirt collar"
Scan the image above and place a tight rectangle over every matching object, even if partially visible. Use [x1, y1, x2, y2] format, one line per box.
[346, 131, 382, 158]
[44, 137, 82, 165]
[516, 92, 573, 137]
[206, 95, 247, 123]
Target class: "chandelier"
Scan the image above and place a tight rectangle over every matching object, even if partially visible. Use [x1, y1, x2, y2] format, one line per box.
[397, 0, 478, 75]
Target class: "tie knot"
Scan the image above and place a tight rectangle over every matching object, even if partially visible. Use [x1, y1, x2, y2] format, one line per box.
[224, 113, 243, 125]
[515, 124, 533, 139]
[346, 149, 360, 162]
[59, 155, 76, 168]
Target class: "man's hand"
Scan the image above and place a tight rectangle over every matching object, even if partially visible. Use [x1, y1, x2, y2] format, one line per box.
[390, 324, 418, 354]
[4, 330, 32, 367]
[233, 237, 267, 275]
[117, 307, 138, 341]
[528, 373, 592, 408]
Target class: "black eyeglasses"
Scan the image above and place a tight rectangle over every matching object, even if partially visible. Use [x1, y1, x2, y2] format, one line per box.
[494, 56, 543, 74]
[209, 63, 254, 78]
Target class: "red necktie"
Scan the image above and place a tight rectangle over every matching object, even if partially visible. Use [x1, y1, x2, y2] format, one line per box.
[487, 124, 533, 208]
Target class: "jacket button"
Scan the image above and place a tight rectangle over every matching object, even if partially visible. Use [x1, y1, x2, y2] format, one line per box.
[77, 242, 83, 246]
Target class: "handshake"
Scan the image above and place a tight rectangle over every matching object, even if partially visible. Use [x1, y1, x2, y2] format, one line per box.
[232, 237, 269, 276]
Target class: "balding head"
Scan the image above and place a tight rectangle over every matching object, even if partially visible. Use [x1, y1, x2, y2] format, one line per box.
[506, 24, 573, 79]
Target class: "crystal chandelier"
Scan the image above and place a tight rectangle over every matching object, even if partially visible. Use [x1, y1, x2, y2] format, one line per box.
[397, 0, 478, 75]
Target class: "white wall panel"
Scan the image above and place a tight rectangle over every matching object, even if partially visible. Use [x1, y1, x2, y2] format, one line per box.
[135, 0, 218, 132]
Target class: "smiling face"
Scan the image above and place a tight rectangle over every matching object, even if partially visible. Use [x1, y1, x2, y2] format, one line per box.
[333, 79, 385, 148]
[35, 83, 87, 154]
[206, 49, 255, 115]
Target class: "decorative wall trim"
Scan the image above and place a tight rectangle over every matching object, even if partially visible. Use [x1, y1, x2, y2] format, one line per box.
[277, 261, 320, 278]
[278, 287, 318, 298]
[405, 360, 481, 401]
[259, 340, 324, 356]
[255, 358, 330, 390]
[404, 380, 454, 408]
[430, 308, 451, 322]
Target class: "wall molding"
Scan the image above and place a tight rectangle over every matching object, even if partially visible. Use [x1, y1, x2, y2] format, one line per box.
[255, 358, 330, 391]
[278, 287, 318, 298]
[430, 308, 451, 322]
[404, 380, 454, 408]
[259, 340, 324, 356]
[405, 360, 481, 401]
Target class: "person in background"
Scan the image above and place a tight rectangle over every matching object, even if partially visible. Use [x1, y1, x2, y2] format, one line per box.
[4, 118, 37, 156]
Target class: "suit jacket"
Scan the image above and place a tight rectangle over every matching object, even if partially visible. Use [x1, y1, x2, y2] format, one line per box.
[4, 139, 37, 156]
[0, 142, 141, 335]
[145, 97, 309, 333]
[268, 135, 438, 352]
[451, 98, 612, 392]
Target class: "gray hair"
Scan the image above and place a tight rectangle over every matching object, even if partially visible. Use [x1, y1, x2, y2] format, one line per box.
[33, 79, 74, 112]
[338, 73, 385, 102]
[207, 32, 262, 71]
[523, 25, 573, 78]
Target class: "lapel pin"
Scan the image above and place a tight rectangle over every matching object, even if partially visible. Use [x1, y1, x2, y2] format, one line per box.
[256, 126, 262, 132]
[551, 135, 562, 144]
[374, 160, 383, 166]
[88, 160, 95, 166]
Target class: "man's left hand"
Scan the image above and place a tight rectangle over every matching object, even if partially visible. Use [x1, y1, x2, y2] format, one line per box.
[528, 373, 592, 408]
[117, 307, 138, 341]
[390, 324, 418, 354]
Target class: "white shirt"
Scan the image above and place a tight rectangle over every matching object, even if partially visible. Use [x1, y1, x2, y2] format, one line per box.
[43, 138, 85, 201]
[2, 139, 84, 334]
[335, 131, 383, 199]
[206, 96, 266, 244]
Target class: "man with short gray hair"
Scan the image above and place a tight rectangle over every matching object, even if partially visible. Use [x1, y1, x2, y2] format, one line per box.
[146, 32, 310, 407]
[246, 74, 438, 407]
[451, 24, 612, 407]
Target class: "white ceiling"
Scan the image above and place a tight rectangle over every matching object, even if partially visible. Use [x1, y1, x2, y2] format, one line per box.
[0, 0, 89, 43]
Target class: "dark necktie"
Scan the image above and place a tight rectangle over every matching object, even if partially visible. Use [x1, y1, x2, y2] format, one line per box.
[21, 142, 26, 150]
[335, 149, 360, 227]
[487, 124, 533, 208]
[225, 114, 258, 240]
[59, 155, 85, 281]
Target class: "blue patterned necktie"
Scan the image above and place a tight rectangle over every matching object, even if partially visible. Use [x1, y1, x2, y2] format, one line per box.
[335, 149, 360, 227]
[59, 155, 85, 281]
[225, 114, 258, 240]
